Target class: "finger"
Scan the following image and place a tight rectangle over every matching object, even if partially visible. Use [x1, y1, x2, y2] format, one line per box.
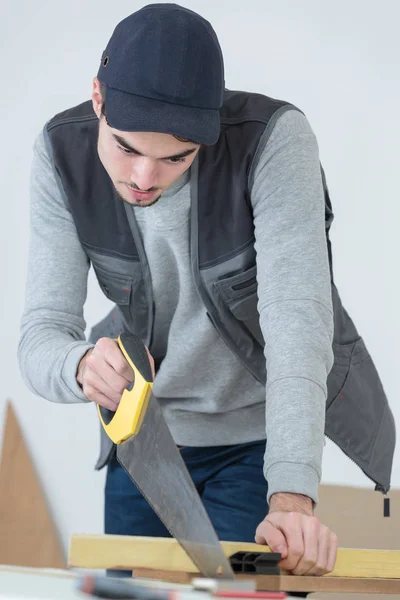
[106, 345, 135, 380]
[326, 532, 338, 573]
[301, 522, 329, 576]
[275, 513, 304, 572]
[86, 351, 132, 393]
[255, 520, 288, 559]
[83, 383, 119, 411]
[95, 338, 134, 380]
[95, 391, 120, 411]
[313, 525, 332, 576]
[84, 370, 125, 404]
[290, 515, 319, 575]
[145, 347, 155, 379]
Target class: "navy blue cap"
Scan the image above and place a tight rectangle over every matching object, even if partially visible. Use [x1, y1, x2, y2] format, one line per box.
[97, 3, 225, 145]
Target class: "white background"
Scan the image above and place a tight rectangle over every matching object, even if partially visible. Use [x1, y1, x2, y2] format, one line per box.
[1, 0, 399, 557]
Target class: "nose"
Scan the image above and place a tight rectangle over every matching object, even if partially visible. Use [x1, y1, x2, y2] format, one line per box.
[130, 157, 158, 191]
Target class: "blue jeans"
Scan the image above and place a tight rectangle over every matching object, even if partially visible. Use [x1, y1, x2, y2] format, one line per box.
[105, 440, 268, 576]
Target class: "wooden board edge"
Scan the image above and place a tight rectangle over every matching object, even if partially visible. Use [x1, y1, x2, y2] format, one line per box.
[69, 534, 400, 580]
[252, 574, 400, 594]
[132, 569, 400, 595]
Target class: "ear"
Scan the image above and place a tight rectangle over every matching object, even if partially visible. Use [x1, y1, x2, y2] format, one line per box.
[92, 77, 103, 119]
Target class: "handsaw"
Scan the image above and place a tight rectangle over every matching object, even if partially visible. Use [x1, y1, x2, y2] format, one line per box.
[97, 331, 235, 580]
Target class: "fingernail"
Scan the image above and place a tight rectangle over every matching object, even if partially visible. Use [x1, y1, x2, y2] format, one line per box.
[276, 545, 286, 554]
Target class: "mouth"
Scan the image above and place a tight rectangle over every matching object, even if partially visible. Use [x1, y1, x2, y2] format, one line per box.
[125, 185, 156, 202]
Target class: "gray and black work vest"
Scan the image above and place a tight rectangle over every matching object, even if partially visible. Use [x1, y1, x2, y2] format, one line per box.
[45, 89, 396, 494]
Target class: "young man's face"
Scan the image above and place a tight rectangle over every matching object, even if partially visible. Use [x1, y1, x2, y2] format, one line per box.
[92, 79, 200, 207]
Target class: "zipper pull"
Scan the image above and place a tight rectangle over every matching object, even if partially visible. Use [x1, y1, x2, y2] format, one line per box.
[384, 496, 390, 518]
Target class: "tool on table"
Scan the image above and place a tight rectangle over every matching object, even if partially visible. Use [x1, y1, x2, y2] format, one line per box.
[77, 575, 170, 600]
[76, 575, 289, 600]
[97, 332, 235, 580]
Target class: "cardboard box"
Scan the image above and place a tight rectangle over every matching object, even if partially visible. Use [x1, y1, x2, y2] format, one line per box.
[312, 484, 400, 599]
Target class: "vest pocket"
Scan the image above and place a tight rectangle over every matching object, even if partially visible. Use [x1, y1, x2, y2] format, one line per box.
[214, 265, 258, 301]
[84, 247, 139, 306]
[213, 265, 264, 345]
[85, 247, 149, 341]
[93, 265, 132, 305]
[325, 340, 360, 409]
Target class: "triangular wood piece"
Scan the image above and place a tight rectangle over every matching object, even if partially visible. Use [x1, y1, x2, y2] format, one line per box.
[0, 399, 66, 568]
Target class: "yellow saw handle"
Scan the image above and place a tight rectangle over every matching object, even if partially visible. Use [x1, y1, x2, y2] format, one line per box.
[97, 332, 154, 444]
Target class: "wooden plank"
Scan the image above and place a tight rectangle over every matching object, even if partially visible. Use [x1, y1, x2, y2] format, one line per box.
[69, 535, 261, 573]
[68, 534, 400, 579]
[132, 568, 400, 594]
[0, 400, 66, 569]
[133, 568, 192, 585]
[241, 574, 400, 594]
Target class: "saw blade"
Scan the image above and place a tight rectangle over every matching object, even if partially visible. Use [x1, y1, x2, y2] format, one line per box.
[116, 393, 235, 579]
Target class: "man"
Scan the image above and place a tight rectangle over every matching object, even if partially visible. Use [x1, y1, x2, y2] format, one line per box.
[18, 2, 395, 579]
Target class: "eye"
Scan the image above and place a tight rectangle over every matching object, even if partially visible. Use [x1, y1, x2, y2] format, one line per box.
[166, 157, 186, 164]
[118, 145, 133, 155]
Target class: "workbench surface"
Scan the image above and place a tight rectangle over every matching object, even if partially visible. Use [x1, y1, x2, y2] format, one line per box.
[0, 566, 312, 600]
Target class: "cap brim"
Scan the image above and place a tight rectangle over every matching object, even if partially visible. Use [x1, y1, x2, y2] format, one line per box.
[103, 87, 220, 145]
